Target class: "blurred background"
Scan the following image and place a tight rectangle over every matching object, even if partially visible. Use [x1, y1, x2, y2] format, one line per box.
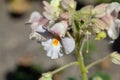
[0, 0, 120, 80]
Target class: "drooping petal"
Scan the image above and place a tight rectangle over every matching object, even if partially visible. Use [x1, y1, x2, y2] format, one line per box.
[107, 26, 119, 40]
[107, 19, 120, 39]
[61, 37, 75, 54]
[106, 2, 120, 18]
[50, 21, 68, 37]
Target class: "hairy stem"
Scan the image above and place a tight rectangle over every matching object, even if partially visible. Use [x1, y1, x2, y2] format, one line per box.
[51, 61, 78, 75]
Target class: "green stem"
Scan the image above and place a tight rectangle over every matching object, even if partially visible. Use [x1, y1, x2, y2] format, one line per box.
[51, 61, 78, 75]
[77, 51, 88, 80]
[86, 55, 110, 70]
[76, 37, 88, 80]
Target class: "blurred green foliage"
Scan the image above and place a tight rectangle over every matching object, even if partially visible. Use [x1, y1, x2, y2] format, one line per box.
[67, 77, 77, 80]
[83, 40, 97, 64]
[89, 71, 111, 80]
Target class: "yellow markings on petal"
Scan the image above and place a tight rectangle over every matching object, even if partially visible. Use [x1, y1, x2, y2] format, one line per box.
[52, 39, 59, 46]
[95, 31, 106, 40]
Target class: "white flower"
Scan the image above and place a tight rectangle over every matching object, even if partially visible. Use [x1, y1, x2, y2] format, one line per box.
[42, 38, 63, 59]
[41, 37, 75, 59]
[50, 21, 68, 37]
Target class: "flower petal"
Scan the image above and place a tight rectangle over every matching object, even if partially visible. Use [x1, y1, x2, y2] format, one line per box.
[51, 52, 59, 59]
[61, 0, 76, 10]
[47, 50, 52, 57]
[107, 27, 119, 40]
[29, 32, 46, 42]
[36, 25, 46, 33]
[41, 39, 63, 59]
[50, 21, 68, 37]
[107, 2, 120, 18]
[93, 3, 108, 18]
[61, 37, 75, 54]
[43, 12, 53, 20]
[28, 11, 41, 23]
[107, 19, 120, 39]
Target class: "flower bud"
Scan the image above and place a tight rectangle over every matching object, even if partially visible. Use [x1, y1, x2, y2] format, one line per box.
[110, 52, 120, 65]
[39, 72, 52, 80]
[95, 31, 106, 40]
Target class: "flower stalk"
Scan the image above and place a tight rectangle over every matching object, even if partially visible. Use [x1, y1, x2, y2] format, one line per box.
[51, 61, 79, 75]
[77, 51, 88, 80]
[86, 55, 110, 70]
[76, 36, 88, 80]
